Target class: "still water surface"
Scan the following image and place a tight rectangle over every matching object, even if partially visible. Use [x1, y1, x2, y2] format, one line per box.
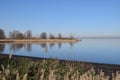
[0, 39, 120, 65]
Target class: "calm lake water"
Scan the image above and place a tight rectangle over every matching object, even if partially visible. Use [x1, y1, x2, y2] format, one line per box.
[0, 39, 120, 65]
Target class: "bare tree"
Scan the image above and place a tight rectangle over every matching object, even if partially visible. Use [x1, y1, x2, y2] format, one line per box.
[9, 30, 19, 39]
[58, 33, 62, 39]
[0, 29, 5, 39]
[13, 30, 19, 38]
[49, 34, 55, 39]
[70, 35, 74, 39]
[25, 30, 32, 39]
[40, 32, 47, 39]
[16, 32, 24, 39]
[9, 31, 13, 39]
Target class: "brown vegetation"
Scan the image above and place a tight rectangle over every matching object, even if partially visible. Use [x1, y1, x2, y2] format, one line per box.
[0, 54, 120, 80]
[0, 39, 79, 43]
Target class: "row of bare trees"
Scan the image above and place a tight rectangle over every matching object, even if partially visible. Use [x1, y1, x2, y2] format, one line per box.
[0, 29, 32, 39]
[9, 30, 32, 39]
[40, 32, 62, 39]
[0, 29, 74, 39]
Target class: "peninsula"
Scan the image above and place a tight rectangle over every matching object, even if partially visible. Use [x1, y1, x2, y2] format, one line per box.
[0, 29, 80, 43]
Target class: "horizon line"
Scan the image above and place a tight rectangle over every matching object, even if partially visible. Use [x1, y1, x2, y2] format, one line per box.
[77, 36, 120, 38]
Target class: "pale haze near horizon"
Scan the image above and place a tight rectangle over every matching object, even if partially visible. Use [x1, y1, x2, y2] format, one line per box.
[0, 0, 120, 37]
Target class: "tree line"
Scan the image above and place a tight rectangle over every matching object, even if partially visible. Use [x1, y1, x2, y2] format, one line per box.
[0, 29, 74, 39]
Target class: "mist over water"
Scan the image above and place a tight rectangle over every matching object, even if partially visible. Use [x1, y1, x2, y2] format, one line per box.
[1, 39, 120, 65]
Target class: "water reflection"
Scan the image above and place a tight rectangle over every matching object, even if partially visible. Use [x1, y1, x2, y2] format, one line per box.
[39, 43, 48, 53]
[16, 44, 24, 51]
[40, 43, 47, 48]
[49, 43, 55, 48]
[9, 43, 24, 52]
[9, 43, 15, 53]
[0, 44, 5, 53]
[45, 46, 48, 53]
[7, 42, 75, 53]
[58, 43, 62, 48]
[24, 43, 32, 52]
[69, 42, 74, 48]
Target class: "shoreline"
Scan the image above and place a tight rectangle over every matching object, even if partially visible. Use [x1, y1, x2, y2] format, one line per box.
[0, 53, 120, 72]
[0, 39, 80, 43]
[0, 53, 119, 66]
[0, 53, 120, 66]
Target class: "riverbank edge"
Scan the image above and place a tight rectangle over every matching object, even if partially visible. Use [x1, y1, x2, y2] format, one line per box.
[0, 53, 120, 70]
[0, 39, 80, 43]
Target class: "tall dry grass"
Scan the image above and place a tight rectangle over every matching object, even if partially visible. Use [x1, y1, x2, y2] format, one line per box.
[0, 54, 120, 80]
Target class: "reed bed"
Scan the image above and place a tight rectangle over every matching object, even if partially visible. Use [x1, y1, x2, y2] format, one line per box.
[0, 54, 120, 80]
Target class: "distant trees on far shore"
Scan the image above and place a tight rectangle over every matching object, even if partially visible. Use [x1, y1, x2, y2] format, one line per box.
[58, 33, 62, 39]
[9, 30, 25, 39]
[0, 29, 75, 39]
[40, 32, 47, 39]
[25, 30, 32, 39]
[0, 29, 6, 39]
[49, 33, 55, 39]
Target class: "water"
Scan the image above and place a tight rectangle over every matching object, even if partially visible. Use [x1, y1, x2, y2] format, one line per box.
[0, 39, 120, 65]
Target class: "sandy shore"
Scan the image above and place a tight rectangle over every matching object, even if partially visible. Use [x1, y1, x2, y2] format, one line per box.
[0, 39, 80, 43]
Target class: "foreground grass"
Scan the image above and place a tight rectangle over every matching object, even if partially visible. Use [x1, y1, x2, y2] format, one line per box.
[0, 55, 120, 80]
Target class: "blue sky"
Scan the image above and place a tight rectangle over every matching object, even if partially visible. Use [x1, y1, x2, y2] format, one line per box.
[0, 0, 120, 37]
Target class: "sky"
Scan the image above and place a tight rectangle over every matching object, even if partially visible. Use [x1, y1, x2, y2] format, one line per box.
[0, 0, 120, 37]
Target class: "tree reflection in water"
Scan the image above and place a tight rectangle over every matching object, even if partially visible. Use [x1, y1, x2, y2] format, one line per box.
[49, 43, 55, 48]
[45, 46, 48, 53]
[7, 42, 76, 53]
[58, 43, 62, 48]
[40, 43, 48, 53]
[40, 43, 47, 48]
[69, 42, 74, 48]
[0, 44, 5, 53]
[9, 43, 24, 52]
[24, 43, 32, 52]
[15, 44, 24, 51]
[9, 43, 16, 53]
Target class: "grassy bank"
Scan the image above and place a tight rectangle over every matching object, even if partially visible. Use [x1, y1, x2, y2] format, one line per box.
[0, 54, 120, 80]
